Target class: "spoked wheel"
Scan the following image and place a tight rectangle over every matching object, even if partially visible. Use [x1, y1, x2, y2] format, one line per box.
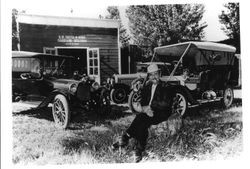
[221, 86, 234, 108]
[110, 88, 127, 104]
[52, 94, 71, 129]
[128, 90, 142, 114]
[172, 91, 188, 116]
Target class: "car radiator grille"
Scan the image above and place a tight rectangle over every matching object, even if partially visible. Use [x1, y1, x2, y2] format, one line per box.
[76, 83, 91, 101]
[118, 79, 134, 86]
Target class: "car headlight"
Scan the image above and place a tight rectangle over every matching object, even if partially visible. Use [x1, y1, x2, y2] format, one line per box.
[92, 82, 100, 90]
[106, 78, 111, 83]
[69, 83, 77, 93]
[107, 77, 115, 85]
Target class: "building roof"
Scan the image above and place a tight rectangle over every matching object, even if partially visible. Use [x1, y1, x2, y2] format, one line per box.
[154, 41, 236, 56]
[12, 51, 73, 58]
[17, 14, 119, 29]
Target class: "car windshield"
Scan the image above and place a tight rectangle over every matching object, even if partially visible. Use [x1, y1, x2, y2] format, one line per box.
[151, 55, 183, 76]
[136, 64, 148, 73]
[42, 58, 72, 78]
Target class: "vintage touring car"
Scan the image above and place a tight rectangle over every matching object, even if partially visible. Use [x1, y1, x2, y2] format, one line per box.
[12, 51, 110, 129]
[106, 62, 171, 104]
[129, 41, 238, 115]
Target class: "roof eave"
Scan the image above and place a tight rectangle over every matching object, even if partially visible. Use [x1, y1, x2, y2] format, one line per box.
[17, 14, 119, 29]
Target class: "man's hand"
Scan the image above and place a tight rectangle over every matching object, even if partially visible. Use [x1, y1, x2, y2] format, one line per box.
[132, 103, 154, 117]
[142, 106, 154, 117]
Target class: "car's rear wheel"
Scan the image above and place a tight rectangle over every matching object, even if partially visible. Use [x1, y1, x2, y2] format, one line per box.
[52, 94, 70, 129]
[172, 91, 188, 116]
[128, 90, 141, 114]
[221, 86, 234, 108]
[110, 88, 127, 104]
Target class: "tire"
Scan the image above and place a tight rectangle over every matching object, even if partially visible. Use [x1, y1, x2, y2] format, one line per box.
[128, 90, 141, 114]
[110, 88, 127, 104]
[221, 86, 234, 108]
[52, 94, 71, 129]
[172, 90, 188, 116]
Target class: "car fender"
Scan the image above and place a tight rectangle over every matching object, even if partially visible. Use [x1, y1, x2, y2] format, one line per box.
[131, 77, 144, 86]
[37, 89, 70, 108]
[130, 77, 145, 90]
[97, 86, 110, 96]
[170, 85, 195, 104]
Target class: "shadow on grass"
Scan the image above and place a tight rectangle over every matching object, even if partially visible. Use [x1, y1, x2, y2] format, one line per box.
[12, 98, 242, 130]
[13, 107, 54, 122]
[59, 137, 92, 154]
[68, 104, 132, 130]
[184, 98, 242, 119]
[13, 104, 132, 130]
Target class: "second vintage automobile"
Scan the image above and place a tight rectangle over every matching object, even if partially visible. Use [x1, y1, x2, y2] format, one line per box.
[106, 62, 171, 104]
[12, 51, 111, 129]
[129, 41, 238, 115]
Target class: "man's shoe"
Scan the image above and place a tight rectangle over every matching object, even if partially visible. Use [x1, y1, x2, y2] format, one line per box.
[112, 134, 129, 150]
[134, 149, 143, 163]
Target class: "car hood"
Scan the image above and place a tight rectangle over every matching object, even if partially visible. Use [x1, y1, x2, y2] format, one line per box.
[47, 78, 80, 91]
[113, 72, 147, 79]
[50, 78, 80, 84]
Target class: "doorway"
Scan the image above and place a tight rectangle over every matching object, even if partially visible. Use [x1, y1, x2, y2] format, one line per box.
[57, 48, 87, 75]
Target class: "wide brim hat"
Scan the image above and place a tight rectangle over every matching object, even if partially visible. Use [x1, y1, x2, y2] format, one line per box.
[147, 63, 159, 73]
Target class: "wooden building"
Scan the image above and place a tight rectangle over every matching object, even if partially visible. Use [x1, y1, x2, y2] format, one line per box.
[17, 14, 120, 83]
[121, 45, 150, 74]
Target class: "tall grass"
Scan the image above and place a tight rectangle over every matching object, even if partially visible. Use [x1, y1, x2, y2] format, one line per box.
[12, 102, 242, 164]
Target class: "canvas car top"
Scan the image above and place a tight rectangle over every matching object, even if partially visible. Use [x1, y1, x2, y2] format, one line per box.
[12, 51, 74, 59]
[154, 41, 236, 56]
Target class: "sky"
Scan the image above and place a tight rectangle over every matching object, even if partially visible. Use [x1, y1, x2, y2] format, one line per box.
[10, 0, 229, 41]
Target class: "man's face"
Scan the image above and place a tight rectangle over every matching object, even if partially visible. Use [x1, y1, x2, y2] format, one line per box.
[149, 71, 160, 84]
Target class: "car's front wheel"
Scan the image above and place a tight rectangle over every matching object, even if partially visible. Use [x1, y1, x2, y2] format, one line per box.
[172, 91, 188, 116]
[52, 94, 71, 129]
[110, 88, 127, 104]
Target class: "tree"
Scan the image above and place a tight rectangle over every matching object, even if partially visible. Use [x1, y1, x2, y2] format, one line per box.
[106, 6, 130, 47]
[218, 3, 240, 53]
[126, 4, 207, 53]
[12, 8, 19, 50]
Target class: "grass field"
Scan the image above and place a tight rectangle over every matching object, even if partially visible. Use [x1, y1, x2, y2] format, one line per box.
[12, 92, 242, 164]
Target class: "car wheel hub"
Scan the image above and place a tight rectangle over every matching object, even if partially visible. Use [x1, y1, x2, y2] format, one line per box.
[224, 88, 233, 106]
[173, 93, 186, 116]
[115, 89, 126, 101]
[54, 99, 66, 125]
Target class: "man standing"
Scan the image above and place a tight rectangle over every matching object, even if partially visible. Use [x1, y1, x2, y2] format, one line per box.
[112, 63, 175, 162]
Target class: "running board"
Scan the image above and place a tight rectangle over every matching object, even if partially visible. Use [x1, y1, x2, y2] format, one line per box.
[188, 97, 222, 108]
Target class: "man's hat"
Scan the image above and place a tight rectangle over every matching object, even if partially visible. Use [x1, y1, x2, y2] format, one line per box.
[147, 63, 159, 73]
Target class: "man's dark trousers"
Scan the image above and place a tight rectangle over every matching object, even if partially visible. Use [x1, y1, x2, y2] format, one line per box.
[126, 109, 171, 151]
[124, 81, 174, 151]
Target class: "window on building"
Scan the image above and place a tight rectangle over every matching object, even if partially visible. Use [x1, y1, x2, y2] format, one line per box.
[43, 47, 57, 55]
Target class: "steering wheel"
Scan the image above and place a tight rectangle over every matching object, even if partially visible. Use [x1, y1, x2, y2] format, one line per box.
[171, 60, 179, 67]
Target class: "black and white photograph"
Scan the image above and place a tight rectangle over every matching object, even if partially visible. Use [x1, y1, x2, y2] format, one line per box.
[1, 0, 248, 168]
